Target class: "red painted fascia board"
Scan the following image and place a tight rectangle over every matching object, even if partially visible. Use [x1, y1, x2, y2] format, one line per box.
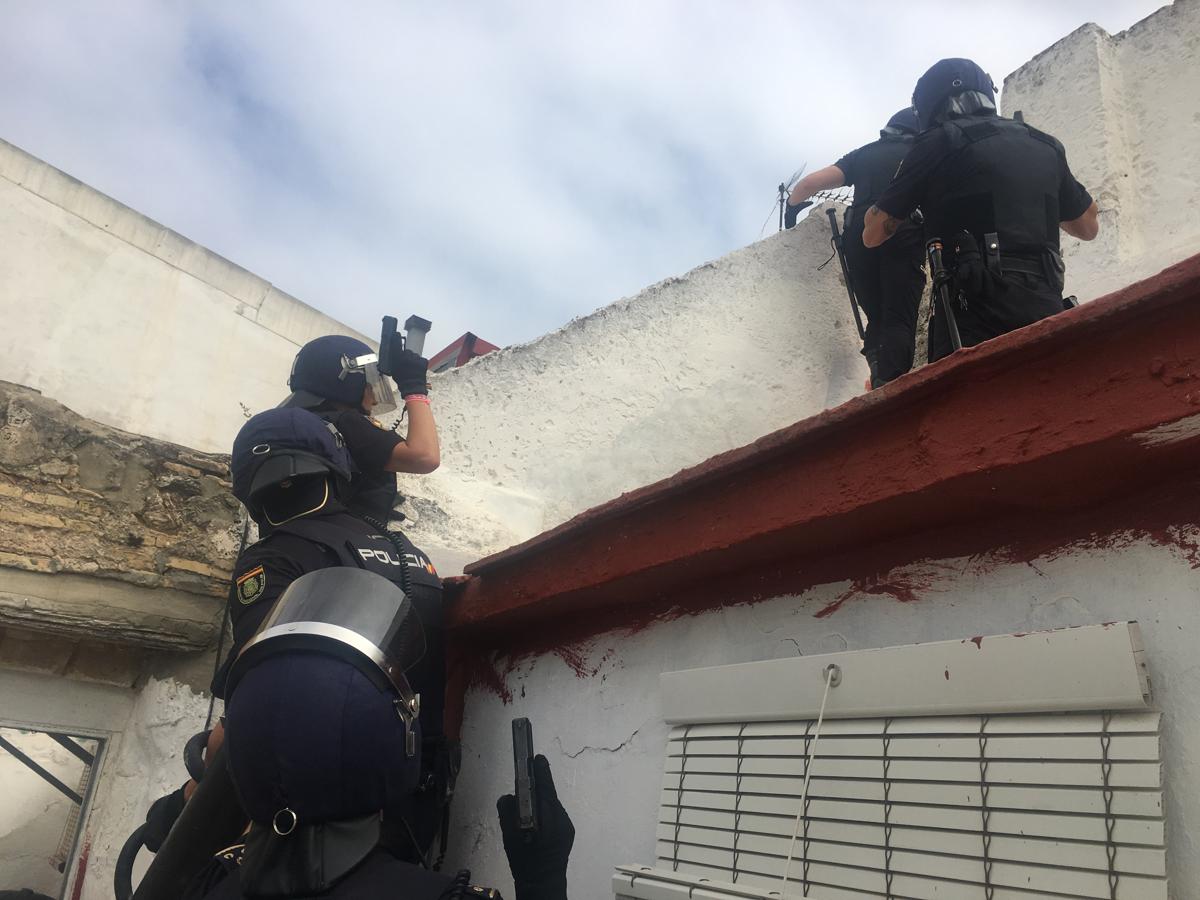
[456, 333, 478, 367]
[450, 253, 1200, 632]
[429, 335, 469, 371]
[470, 336, 500, 356]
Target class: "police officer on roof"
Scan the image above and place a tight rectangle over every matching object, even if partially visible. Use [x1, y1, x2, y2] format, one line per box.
[862, 58, 1100, 361]
[187, 569, 574, 899]
[784, 108, 927, 386]
[281, 333, 440, 523]
[207, 407, 452, 867]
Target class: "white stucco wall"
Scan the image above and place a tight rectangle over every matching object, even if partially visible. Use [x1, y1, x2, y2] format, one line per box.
[0, 670, 209, 900]
[0, 730, 91, 897]
[0, 137, 371, 454]
[402, 208, 868, 571]
[76, 677, 211, 900]
[447, 533, 1200, 897]
[1002, 0, 1200, 304]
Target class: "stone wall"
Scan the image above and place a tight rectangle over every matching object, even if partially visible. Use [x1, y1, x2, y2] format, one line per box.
[0, 380, 238, 664]
[1002, 0, 1200, 303]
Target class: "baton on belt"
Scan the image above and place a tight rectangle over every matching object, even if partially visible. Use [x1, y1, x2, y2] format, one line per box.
[926, 238, 964, 352]
[825, 208, 867, 343]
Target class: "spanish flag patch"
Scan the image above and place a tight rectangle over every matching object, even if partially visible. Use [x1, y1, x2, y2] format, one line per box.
[236, 565, 266, 604]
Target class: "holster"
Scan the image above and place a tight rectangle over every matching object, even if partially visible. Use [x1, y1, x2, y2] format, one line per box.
[1044, 247, 1066, 293]
[950, 230, 990, 305]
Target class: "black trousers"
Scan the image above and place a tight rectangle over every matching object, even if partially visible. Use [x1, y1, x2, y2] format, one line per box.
[929, 271, 1064, 362]
[843, 231, 926, 384]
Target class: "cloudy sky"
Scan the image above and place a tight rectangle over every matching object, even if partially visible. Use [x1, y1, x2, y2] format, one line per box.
[0, 1, 1163, 352]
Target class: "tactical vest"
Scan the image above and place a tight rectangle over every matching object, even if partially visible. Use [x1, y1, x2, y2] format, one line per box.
[922, 115, 1066, 258]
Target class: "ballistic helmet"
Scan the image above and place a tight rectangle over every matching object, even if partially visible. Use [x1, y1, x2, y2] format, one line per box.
[231, 408, 353, 518]
[912, 58, 997, 130]
[882, 107, 920, 137]
[282, 334, 397, 415]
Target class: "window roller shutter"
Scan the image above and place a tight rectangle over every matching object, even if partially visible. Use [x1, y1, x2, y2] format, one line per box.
[616, 624, 1168, 900]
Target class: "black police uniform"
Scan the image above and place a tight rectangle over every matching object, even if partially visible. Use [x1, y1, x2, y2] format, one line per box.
[835, 137, 927, 384]
[315, 407, 405, 522]
[213, 507, 450, 863]
[875, 114, 1093, 361]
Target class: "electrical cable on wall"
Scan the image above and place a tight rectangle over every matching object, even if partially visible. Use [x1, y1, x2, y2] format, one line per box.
[780, 663, 841, 898]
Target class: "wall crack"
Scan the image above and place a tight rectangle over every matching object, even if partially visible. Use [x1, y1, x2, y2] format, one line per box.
[554, 727, 641, 759]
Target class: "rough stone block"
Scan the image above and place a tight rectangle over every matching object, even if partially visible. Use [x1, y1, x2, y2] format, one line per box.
[64, 640, 142, 687]
[0, 626, 73, 675]
[0, 381, 242, 615]
[0, 506, 66, 529]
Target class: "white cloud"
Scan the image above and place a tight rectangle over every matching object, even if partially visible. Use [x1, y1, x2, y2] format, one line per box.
[0, 0, 1167, 350]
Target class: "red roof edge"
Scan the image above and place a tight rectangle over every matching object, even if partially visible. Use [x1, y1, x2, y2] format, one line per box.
[447, 252, 1200, 638]
[430, 332, 501, 371]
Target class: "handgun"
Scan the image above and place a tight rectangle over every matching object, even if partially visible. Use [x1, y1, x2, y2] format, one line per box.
[511, 717, 538, 832]
[377, 315, 400, 377]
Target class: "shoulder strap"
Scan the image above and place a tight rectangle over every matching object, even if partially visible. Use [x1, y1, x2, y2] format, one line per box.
[1023, 123, 1067, 155]
[942, 115, 1039, 152]
[939, 119, 968, 153]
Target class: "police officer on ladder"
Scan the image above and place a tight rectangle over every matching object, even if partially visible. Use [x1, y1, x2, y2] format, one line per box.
[209, 407, 452, 867]
[863, 58, 1100, 361]
[785, 108, 927, 386]
[189, 569, 574, 899]
[281, 333, 440, 523]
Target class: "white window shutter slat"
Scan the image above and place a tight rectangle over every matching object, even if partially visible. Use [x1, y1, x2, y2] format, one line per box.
[621, 626, 1169, 899]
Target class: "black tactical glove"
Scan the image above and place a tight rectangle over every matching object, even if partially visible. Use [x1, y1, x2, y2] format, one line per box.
[391, 349, 430, 398]
[497, 755, 574, 900]
[951, 230, 988, 301]
[143, 784, 187, 852]
[783, 199, 813, 229]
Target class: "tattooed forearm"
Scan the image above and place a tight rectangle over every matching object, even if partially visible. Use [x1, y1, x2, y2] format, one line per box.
[862, 205, 904, 248]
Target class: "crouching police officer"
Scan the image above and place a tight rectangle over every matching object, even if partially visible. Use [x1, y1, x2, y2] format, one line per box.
[210, 407, 452, 867]
[863, 58, 1100, 361]
[786, 108, 927, 385]
[281, 334, 439, 523]
[187, 568, 574, 899]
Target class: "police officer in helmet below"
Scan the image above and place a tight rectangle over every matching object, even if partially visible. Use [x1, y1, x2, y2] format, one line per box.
[281, 333, 439, 524]
[863, 58, 1100, 362]
[188, 569, 574, 899]
[785, 107, 927, 387]
[207, 407, 451, 867]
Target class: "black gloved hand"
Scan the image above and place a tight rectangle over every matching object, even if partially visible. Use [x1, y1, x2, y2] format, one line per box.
[497, 754, 574, 900]
[784, 199, 813, 229]
[391, 349, 430, 398]
[951, 229, 987, 299]
[143, 784, 187, 852]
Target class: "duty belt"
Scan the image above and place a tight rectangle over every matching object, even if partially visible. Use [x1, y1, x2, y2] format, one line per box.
[998, 255, 1047, 277]
[981, 232, 1052, 280]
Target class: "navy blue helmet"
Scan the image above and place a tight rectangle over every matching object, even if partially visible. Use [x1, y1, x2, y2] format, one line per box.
[226, 652, 423, 827]
[882, 107, 920, 137]
[912, 58, 997, 130]
[230, 407, 353, 511]
[283, 334, 385, 411]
